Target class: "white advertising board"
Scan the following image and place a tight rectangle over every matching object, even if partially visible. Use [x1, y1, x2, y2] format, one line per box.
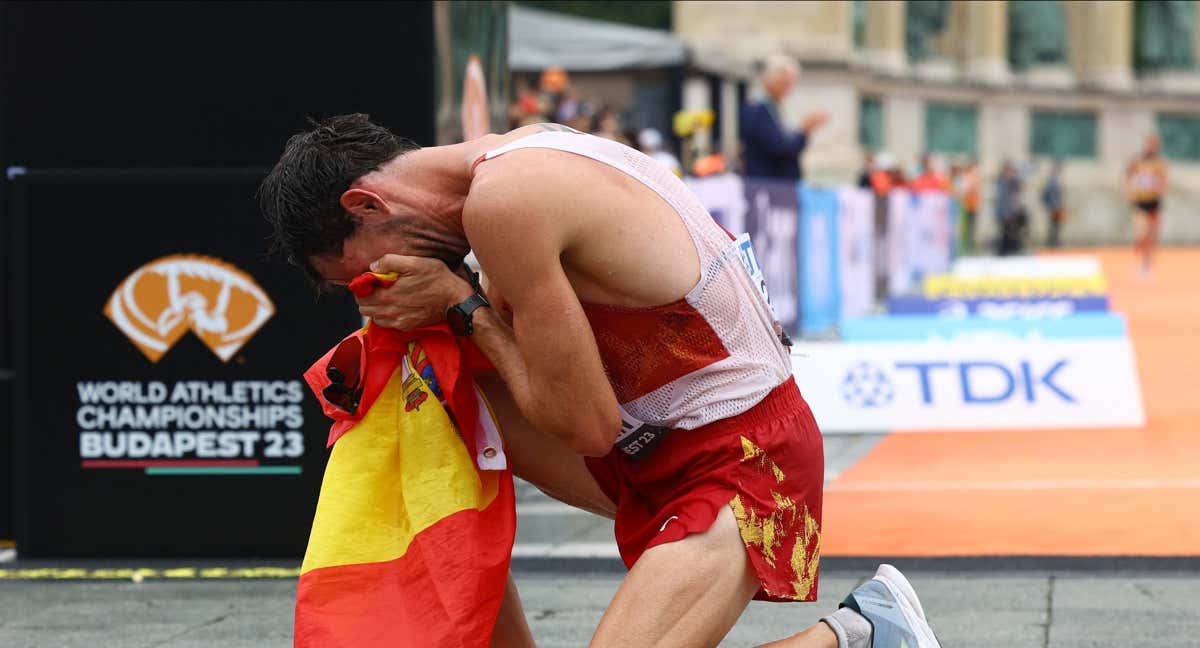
[791, 339, 1145, 433]
[950, 255, 1103, 278]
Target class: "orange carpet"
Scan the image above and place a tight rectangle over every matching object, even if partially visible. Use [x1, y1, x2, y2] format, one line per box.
[822, 247, 1200, 556]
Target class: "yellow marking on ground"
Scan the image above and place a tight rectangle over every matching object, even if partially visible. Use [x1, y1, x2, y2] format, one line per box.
[0, 566, 300, 580]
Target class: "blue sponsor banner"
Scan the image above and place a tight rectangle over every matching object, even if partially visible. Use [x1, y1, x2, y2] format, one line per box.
[888, 295, 1111, 317]
[841, 312, 1128, 341]
[743, 178, 800, 333]
[798, 184, 840, 336]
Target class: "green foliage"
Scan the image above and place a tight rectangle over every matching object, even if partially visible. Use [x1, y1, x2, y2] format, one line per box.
[1031, 111, 1097, 159]
[515, 1, 671, 30]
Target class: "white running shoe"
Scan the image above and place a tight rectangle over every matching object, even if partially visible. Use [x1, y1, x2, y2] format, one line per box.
[839, 564, 941, 648]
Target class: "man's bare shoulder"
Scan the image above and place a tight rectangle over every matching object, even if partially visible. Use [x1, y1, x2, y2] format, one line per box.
[464, 148, 587, 229]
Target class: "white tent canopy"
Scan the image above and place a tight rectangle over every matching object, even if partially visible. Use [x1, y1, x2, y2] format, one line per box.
[509, 5, 688, 72]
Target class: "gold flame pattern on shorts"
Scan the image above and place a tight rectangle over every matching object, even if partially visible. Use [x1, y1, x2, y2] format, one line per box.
[730, 435, 821, 601]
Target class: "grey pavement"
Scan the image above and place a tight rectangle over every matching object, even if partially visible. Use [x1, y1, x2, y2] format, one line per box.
[5, 433, 1197, 647]
[3, 569, 1200, 647]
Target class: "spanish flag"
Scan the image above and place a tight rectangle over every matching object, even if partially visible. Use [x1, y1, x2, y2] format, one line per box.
[295, 320, 515, 648]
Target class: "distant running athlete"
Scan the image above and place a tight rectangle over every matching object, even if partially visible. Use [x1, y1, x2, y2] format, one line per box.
[1126, 134, 1168, 277]
[261, 114, 941, 648]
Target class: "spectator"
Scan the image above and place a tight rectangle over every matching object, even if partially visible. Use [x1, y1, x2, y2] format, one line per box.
[591, 106, 631, 147]
[638, 128, 683, 177]
[858, 152, 875, 189]
[955, 158, 981, 252]
[509, 76, 547, 129]
[994, 160, 1027, 255]
[538, 66, 570, 124]
[868, 151, 904, 195]
[909, 153, 950, 192]
[555, 89, 595, 132]
[739, 53, 829, 180]
[1041, 160, 1065, 248]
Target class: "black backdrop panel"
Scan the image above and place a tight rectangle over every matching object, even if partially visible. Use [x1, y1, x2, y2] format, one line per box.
[0, 0, 440, 556]
[0, 377, 10, 543]
[11, 170, 361, 558]
[0, 1, 436, 168]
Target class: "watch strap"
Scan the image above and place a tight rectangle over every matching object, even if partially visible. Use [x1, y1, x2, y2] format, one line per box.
[449, 291, 490, 336]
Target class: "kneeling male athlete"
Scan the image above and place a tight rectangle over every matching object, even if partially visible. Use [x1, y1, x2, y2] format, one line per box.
[261, 115, 941, 648]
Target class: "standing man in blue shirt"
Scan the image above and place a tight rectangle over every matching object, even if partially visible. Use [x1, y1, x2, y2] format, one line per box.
[740, 54, 829, 180]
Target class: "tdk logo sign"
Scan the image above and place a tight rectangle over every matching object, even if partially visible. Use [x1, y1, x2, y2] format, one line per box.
[841, 362, 895, 408]
[841, 359, 1075, 408]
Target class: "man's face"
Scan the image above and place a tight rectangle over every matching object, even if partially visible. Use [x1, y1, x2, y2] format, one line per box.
[308, 225, 411, 288]
[764, 69, 795, 101]
[1145, 136, 1160, 156]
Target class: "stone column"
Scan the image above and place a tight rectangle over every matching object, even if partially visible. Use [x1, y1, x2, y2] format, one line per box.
[1080, 1, 1134, 91]
[863, 1, 907, 75]
[883, 95, 922, 164]
[962, 0, 1011, 85]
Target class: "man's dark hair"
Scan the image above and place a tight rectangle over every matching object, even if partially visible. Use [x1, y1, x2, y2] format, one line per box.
[258, 113, 419, 281]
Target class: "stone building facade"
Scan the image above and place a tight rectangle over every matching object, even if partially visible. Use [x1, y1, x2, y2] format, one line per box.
[674, 0, 1200, 246]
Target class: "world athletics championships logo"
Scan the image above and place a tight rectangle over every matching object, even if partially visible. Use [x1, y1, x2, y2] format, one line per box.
[104, 255, 275, 363]
[841, 362, 894, 408]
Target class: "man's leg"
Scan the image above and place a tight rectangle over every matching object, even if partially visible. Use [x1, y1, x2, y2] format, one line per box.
[490, 571, 537, 648]
[476, 375, 918, 647]
[588, 505, 836, 648]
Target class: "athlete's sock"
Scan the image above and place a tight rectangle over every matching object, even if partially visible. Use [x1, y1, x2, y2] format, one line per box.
[821, 607, 872, 648]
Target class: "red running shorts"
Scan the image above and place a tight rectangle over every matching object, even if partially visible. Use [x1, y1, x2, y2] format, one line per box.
[585, 378, 824, 602]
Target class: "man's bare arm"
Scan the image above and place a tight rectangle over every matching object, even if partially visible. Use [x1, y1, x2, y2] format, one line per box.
[462, 171, 621, 456]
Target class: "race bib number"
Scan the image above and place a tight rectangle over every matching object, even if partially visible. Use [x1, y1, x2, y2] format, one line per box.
[733, 233, 772, 309]
[614, 405, 670, 460]
[732, 233, 792, 346]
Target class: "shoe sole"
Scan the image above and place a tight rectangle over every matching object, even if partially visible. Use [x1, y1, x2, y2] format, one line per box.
[873, 565, 941, 648]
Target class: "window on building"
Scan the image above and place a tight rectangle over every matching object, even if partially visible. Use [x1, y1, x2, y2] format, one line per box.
[906, 0, 950, 62]
[1133, 0, 1195, 73]
[1030, 110, 1096, 158]
[925, 103, 977, 154]
[860, 97, 883, 151]
[853, 0, 867, 48]
[1158, 114, 1200, 161]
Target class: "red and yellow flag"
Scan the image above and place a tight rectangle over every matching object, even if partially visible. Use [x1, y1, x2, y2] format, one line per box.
[295, 323, 515, 648]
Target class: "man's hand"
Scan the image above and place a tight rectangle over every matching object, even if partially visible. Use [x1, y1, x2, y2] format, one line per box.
[356, 254, 475, 331]
[800, 109, 830, 134]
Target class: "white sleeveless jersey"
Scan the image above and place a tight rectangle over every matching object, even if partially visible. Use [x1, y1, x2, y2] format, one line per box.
[476, 129, 792, 431]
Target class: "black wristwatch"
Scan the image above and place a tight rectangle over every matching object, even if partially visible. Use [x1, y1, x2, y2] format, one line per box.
[446, 272, 490, 336]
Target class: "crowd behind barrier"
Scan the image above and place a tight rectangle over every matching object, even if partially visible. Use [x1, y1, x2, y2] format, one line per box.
[683, 173, 1147, 434]
[684, 174, 960, 337]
